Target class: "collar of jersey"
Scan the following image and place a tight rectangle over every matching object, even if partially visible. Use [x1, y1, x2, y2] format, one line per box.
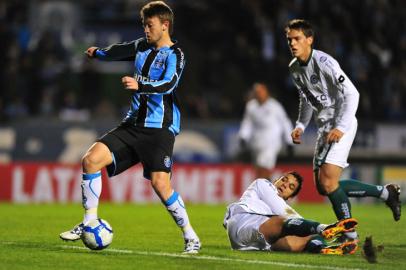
[298, 48, 313, 67]
[151, 39, 178, 51]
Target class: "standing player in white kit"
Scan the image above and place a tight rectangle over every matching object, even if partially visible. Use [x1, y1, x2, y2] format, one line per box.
[285, 19, 401, 242]
[238, 82, 294, 179]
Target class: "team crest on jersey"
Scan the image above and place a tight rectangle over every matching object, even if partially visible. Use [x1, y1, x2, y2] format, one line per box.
[153, 57, 165, 69]
[164, 156, 172, 168]
[320, 56, 327, 63]
[310, 74, 319, 84]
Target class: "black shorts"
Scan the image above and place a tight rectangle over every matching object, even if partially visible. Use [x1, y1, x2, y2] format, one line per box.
[98, 123, 175, 180]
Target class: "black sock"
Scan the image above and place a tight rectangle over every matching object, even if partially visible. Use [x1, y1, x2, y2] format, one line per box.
[304, 235, 327, 253]
[328, 187, 352, 219]
[340, 179, 383, 198]
[282, 218, 320, 237]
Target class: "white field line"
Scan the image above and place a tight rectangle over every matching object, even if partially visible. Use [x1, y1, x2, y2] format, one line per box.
[58, 245, 365, 270]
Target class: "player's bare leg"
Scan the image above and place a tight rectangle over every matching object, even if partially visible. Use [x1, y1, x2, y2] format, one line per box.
[60, 142, 112, 241]
[271, 235, 312, 252]
[151, 172, 201, 253]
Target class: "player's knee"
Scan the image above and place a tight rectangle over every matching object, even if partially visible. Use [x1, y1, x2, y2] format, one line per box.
[82, 152, 102, 171]
[151, 176, 171, 194]
[320, 181, 338, 194]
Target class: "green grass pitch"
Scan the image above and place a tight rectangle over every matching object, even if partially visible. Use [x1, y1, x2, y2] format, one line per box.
[0, 203, 404, 270]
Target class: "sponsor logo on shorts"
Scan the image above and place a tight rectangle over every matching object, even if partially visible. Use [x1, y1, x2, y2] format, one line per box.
[164, 156, 172, 168]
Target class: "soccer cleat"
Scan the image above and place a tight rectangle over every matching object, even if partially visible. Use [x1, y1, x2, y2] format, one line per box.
[321, 218, 358, 240]
[59, 223, 84, 241]
[385, 184, 401, 221]
[320, 240, 359, 255]
[328, 231, 358, 246]
[183, 238, 201, 254]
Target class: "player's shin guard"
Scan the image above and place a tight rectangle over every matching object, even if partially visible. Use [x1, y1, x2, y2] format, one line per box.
[165, 191, 198, 240]
[328, 187, 352, 220]
[282, 218, 324, 237]
[81, 171, 102, 223]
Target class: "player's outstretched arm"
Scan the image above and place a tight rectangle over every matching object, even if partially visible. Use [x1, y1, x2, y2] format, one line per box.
[85, 47, 99, 58]
[84, 40, 139, 61]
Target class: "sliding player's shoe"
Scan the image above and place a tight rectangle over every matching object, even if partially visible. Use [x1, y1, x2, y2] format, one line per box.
[183, 238, 201, 254]
[320, 240, 358, 255]
[385, 184, 401, 221]
[321, 218, 358, 240]
[59, 223, 84, 241]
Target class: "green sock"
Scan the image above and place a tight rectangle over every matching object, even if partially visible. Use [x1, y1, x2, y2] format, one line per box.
[282, 218, 321, 237]
[340, 179, 383, 198]
[327, 187, 352, 219]
[304, 235, 327, 253]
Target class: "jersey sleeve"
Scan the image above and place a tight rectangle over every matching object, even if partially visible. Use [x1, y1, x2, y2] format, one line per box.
[294, 83, 313, 132]
[238, 102, 254, 142]
[94, 39, 141, 61]
[137, 47, 185, 95]
[322, 59, 360, 132]
[275, 101, 294, 144]
[255, 179, 302, 218]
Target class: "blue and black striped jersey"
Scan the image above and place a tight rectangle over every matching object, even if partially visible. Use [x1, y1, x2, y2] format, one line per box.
[95, 38, 185, 135]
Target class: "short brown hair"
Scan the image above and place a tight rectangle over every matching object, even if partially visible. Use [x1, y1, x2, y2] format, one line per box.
[286, 171, 303, 199]
[140, 1, 174, 34]
[285, 19, 314, 38]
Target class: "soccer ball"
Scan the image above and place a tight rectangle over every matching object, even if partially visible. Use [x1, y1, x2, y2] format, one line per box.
[81, 218, 113, 250]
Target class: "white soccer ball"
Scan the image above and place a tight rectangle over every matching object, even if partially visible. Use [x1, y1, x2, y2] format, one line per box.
[81, 218, 113, 250]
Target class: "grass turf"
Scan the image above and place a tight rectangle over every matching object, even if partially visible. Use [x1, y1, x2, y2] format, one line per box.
[0, 203, 404, 270]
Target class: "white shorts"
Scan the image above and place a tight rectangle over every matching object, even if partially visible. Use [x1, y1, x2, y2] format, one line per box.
[224, 205, 271, 251]
[313, 118, 357, 170]
[253, 147, 280, 170]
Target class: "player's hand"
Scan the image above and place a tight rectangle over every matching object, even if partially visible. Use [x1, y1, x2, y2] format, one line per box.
[326, 128, 344, 144]
[291, 128, 303, 144]
[85, 47, 98, 58]
[122, 76, 138, 90]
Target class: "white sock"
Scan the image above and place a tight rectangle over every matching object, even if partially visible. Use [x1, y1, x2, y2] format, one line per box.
[344, 231, 358, 239]
[165, 191, 198, 240]
[316, 224, 327, 234]
[81, 171, 102, 224]
[380, 186, 389, 201]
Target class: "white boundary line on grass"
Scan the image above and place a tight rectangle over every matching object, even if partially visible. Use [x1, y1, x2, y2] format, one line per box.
[60, 245, 365, 270]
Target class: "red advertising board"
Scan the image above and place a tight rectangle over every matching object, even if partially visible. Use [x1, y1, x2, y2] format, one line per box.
[0, 163, 323, 203]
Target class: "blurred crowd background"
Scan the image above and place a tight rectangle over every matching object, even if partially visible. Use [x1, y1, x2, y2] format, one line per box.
[1, 0, 405, 124]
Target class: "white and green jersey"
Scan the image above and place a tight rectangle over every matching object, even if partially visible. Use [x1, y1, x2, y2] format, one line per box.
[289, 49, 359, 133]
[228, 179, 302, 219]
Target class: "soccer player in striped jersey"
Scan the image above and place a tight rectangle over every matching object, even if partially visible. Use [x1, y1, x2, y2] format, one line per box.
[285, 19, 401, 241]
[60, 1, 200, 253]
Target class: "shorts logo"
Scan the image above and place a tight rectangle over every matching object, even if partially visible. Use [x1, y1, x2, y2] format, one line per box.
[310, 74, 319, 84]
[164, 156, 172, 168]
